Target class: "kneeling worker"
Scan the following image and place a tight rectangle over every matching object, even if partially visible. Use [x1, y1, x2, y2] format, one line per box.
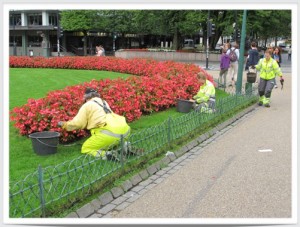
[190, 72, 216, 113]
[58, 88, 130, 158]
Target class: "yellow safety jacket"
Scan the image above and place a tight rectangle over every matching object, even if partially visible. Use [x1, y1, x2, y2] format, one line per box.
[62, 97, 130, 157]
[62, 97, 108, 131]
[255, 58, 282, 80]
[193, 79, 216, 104]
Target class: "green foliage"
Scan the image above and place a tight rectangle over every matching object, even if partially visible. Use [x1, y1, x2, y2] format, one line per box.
[60, 10, 98, 31]
[60, 9, 291, 51]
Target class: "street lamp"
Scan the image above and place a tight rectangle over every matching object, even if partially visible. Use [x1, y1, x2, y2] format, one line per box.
[113, 32, 117, 52]
[56, 11, 61, 57]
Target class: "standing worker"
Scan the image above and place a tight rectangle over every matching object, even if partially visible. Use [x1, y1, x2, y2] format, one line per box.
[255, 49, 284, 107]
[58, 88, 130, 159]
[190, 72, 216, 113]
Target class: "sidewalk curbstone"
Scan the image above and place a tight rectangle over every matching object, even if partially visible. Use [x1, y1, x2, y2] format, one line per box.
[139, 169, 149, 180]
[76, 203, 95, 218]
[121, 180, 133, 192]
[130, 185, 145, 193]
[98, 191, 114, 206]
[130, 174, 143, 186]
[160, 156, 171, 166]
[65, 211, 79, 218]
[90, 198, 102, 210]
[138, 178, 153, 187]
[110, 187, 124, 198]
[97, 204, 116, 215]
[147, 164, 158, 175]
[167, 152, 176, 161]
[149, 174, 160, 181]
[175, 146, 188, 157]
[111, 195, 128, 205]
[115, 201, 131, 211]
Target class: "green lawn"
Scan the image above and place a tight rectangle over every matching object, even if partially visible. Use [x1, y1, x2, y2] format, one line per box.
[9, 68, 228, 183]
[9, 68, 131, 110]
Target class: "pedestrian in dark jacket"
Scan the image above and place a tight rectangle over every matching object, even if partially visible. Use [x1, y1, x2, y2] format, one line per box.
[272, 46, 282, 88]
[245, 42, 260, 70]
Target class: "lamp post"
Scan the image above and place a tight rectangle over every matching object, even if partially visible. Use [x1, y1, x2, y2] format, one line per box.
[56, 11, 60, 57]
[205, 10, 210, 70]
[236, 10, 247, 94]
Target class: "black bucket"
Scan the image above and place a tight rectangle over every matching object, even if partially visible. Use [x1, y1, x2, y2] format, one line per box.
[247, 72, 257, 83]
[177, 99, 194, 113]
[29, 131, 60, 155]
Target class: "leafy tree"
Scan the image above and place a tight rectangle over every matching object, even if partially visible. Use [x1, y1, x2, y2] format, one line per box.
[60, 10, 98, 55]
[59, 9, 291, 52]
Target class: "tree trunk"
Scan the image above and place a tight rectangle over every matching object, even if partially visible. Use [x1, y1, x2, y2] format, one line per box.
[172, 25, 181, 50]
[83, 31, 87, 56]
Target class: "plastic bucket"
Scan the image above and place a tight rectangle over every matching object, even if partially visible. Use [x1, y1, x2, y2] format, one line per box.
[177, 99, 194, 113]
[29, 131, 60, 155]
[247, 72, 257, 83]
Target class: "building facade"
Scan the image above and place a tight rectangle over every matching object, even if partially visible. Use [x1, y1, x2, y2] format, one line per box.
[9, 10, 62, 57]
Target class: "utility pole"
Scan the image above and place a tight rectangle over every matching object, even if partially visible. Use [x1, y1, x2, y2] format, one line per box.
[235, 10, 238, 42]
[236, 10, 247, 94]
[205, 10, 210, 70]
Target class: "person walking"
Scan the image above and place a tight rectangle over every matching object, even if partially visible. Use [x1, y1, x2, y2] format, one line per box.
[95, 45, 105, 56]
[245, 41, 260, 83]
[226, 42, 240, 87]
[288, 46, 292, 60]
[255, 49, 284, 107]
[58, 88, 130, 158]
[218, 48, 230, 88]
[272, 46, 282, 88]
[245, 41, 260, 70]
[190, 72, 216, 113]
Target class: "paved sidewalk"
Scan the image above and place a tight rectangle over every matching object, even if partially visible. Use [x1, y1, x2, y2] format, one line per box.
[109, 72, 292, 219]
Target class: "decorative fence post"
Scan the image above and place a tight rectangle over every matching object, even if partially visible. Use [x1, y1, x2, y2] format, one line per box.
[38, 165, 46, 217]
[120, 135, 124, 169]
[167, 116, 172, 147]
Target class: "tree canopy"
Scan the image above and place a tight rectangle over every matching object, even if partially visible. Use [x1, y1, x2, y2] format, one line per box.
[60, 9, 291, 52]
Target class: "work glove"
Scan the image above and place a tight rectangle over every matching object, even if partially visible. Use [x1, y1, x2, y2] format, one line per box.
[57, 121, 65, 127]
[250, 65, 256, 69]
[280, 77, 284, 90]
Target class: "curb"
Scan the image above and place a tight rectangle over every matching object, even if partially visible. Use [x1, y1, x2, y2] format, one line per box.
[65, 104, 258, 218]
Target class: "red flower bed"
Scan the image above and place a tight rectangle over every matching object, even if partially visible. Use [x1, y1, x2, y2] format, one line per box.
[10, 56, 214, 142]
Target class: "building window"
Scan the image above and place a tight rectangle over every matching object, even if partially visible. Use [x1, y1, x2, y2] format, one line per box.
[28, 13, 42, 25]
[49, 13, 58, 26]
[28, 35, 42, 47]
[9, 13, 21, 26]
[9, 36, 22, 47]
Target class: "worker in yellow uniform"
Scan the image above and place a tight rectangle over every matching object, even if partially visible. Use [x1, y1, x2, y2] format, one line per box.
[58, 88, 130, 159]
[190, 72, 216, 113]
[255, 49, 284, 107]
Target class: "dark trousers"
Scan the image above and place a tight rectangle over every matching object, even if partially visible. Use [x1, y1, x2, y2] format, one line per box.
[258, 78, 275, 98]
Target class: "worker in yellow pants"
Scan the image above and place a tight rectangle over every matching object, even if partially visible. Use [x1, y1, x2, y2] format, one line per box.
[58, 88, 130, 159]
[190, 71, 216, 113]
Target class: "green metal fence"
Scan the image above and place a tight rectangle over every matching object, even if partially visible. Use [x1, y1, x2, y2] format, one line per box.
[9, 84, 258, 218]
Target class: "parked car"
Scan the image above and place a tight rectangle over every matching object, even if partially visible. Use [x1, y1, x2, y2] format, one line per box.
[183, 39, 195, 48]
